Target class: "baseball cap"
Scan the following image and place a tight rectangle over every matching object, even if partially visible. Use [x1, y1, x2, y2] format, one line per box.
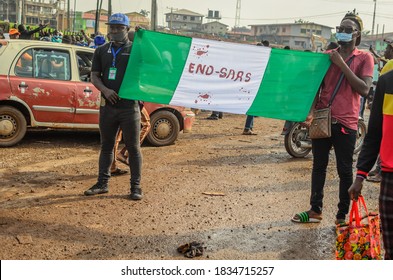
[106, 13, 129, 26]
[9, 28, 20, 36]
[94, 35, 106, 46]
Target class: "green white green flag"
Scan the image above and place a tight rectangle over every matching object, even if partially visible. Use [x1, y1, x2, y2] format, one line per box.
[119, 30, 331, 121]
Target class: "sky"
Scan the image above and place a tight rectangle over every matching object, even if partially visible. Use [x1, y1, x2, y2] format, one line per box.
[75, 0, 393, 34]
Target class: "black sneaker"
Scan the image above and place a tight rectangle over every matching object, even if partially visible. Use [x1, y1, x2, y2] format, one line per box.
[206, 114, 219, 120]
[84, 183, 108, 196]
[130, 186, 143, 200]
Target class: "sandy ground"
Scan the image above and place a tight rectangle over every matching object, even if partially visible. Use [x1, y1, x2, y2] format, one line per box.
[0, 111, 380, 260]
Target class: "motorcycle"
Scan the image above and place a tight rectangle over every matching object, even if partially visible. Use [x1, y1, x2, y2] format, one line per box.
[283, 119, 367, 158]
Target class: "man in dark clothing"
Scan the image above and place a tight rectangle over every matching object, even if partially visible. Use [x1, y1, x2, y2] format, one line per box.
[18, 23, 47, 40]
[292, 11, 374, 225]
[349, 70, 393, 260]
[84, 13, 143, 200]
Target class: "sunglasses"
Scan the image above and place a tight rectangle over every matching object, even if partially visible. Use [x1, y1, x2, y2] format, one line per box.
[336, 26, 357, 34]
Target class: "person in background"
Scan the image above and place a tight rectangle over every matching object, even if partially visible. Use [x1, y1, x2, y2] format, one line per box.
[379, 40, 393, 75]
[291, 10, 374, 225]
[80, 30, 94, 46]
[62, 35, 73, 44]
[8, 29, 20, 39]
[115, 103, 151, 166]
[18, 23, 47, 40]
[348, 69, 393, 260]
[84, 13, 143, 200]
[92, 35, 106, 49]
[241, 40, 270, 134]
[366, 40, 393, 183]
[242, 115, 257, 135]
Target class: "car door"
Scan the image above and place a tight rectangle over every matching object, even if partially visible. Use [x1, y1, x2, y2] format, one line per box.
[73, 50, 100, 125]
[9, 47, 76, 124]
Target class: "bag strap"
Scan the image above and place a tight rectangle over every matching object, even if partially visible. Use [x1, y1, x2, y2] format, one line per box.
[349, 195, 381, 259]
[327, 55, 355, 107]
[349, 195, 371, 227]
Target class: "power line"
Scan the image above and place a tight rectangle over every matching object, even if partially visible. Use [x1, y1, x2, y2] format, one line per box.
[221, 11, 346, 22]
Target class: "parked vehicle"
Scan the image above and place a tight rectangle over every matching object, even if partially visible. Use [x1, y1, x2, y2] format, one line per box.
[0, 39, 195, 147]
[283, 119, 367, 158]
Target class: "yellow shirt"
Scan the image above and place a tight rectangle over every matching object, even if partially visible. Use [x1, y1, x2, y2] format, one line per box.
[380, 59, 393, 75]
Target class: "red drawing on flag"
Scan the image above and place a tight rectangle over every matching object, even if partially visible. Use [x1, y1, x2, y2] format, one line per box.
[193, 45, 209, 57]
[195, 92, 212, 104]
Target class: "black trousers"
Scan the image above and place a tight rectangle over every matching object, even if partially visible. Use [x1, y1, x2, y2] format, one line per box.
[98, 100, 142, 188]
[310, 123, 357, 219]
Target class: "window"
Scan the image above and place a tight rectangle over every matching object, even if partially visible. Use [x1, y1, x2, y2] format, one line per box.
[282, 27, 286, 32]
[32, 49, 71, 80]
[76, 51, 93, 82]
[191, 16, 195, 21]
[300, 29, 306, 34]
[15, 49, 33, 78]
[183, 16, 187, 20]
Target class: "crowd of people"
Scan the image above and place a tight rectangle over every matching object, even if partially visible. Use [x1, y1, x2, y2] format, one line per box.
[1, 22, 107, 49]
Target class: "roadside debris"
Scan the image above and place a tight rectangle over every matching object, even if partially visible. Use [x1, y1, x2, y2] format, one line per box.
[177, 241, 204, 258]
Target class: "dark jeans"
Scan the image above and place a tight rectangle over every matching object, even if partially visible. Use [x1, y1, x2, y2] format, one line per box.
[244, 115, 254, 130]
[98, 100, 142, 187]
[310, 123, 357, 220]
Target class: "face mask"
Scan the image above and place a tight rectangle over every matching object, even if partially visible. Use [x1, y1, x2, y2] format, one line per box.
[335, 32, 353, 43]
[110, 32, 127, 43]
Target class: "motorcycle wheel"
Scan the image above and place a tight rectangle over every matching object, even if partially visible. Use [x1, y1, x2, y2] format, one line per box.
[284, 123, 312, 158]
[354, 119, 367, 154]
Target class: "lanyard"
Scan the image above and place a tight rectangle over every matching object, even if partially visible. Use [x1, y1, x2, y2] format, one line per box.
[111, 46, 123, 67]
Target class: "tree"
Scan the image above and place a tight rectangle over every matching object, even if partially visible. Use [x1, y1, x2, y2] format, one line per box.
[295, 19, 309, 24]
[139, 9, 150, 17]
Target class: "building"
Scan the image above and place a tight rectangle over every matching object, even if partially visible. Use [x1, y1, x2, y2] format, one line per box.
[361, 32, 393, 52]
[125, 12, 150, 29]
[250, 22, 332, 50]
[202, 21, 228, 36]
[0, 0, 66, 30]
[165, 9, 204, 32]
[80, 10, 150, 35]
[82, 11, 108, 35]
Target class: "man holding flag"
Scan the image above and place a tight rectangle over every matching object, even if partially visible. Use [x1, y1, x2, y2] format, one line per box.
[84, 13, 143, 200]
[292, 11, 374, 224]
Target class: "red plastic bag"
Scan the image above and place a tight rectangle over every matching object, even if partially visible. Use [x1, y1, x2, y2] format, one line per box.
[335, 195, 382, 260]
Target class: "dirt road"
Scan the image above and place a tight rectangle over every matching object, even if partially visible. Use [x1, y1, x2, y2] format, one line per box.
[0, 111, 380, 260]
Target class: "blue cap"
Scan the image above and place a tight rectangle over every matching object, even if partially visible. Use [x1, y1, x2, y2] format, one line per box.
[94, 35, 106, 46]
[106, 13, 129, 26]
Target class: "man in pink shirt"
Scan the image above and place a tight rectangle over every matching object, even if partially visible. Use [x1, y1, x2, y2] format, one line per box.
[292, 10, 374, 225]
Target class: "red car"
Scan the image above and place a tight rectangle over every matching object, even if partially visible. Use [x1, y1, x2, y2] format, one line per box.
[0, 39, 194, 147]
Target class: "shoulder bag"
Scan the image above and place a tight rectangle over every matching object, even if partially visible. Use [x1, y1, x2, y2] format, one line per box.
[309, 55, 355, 139]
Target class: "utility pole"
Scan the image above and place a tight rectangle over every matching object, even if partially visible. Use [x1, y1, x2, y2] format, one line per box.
[73, 0, 76, 32]
[235, 0, 241, 29]
[67, 0, 70, 31]
[372, 0, 377, 36]
[151, 0, 157, 31]
[108, 0, 112, 18]
[166, 7, 178, 31]
[95, 0, 103, 35]
[4, 0, 9, 22]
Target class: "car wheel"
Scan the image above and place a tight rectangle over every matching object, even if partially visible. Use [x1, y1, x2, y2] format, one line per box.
[146, 110, 180, 146]
[0, 106, 27, 147]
